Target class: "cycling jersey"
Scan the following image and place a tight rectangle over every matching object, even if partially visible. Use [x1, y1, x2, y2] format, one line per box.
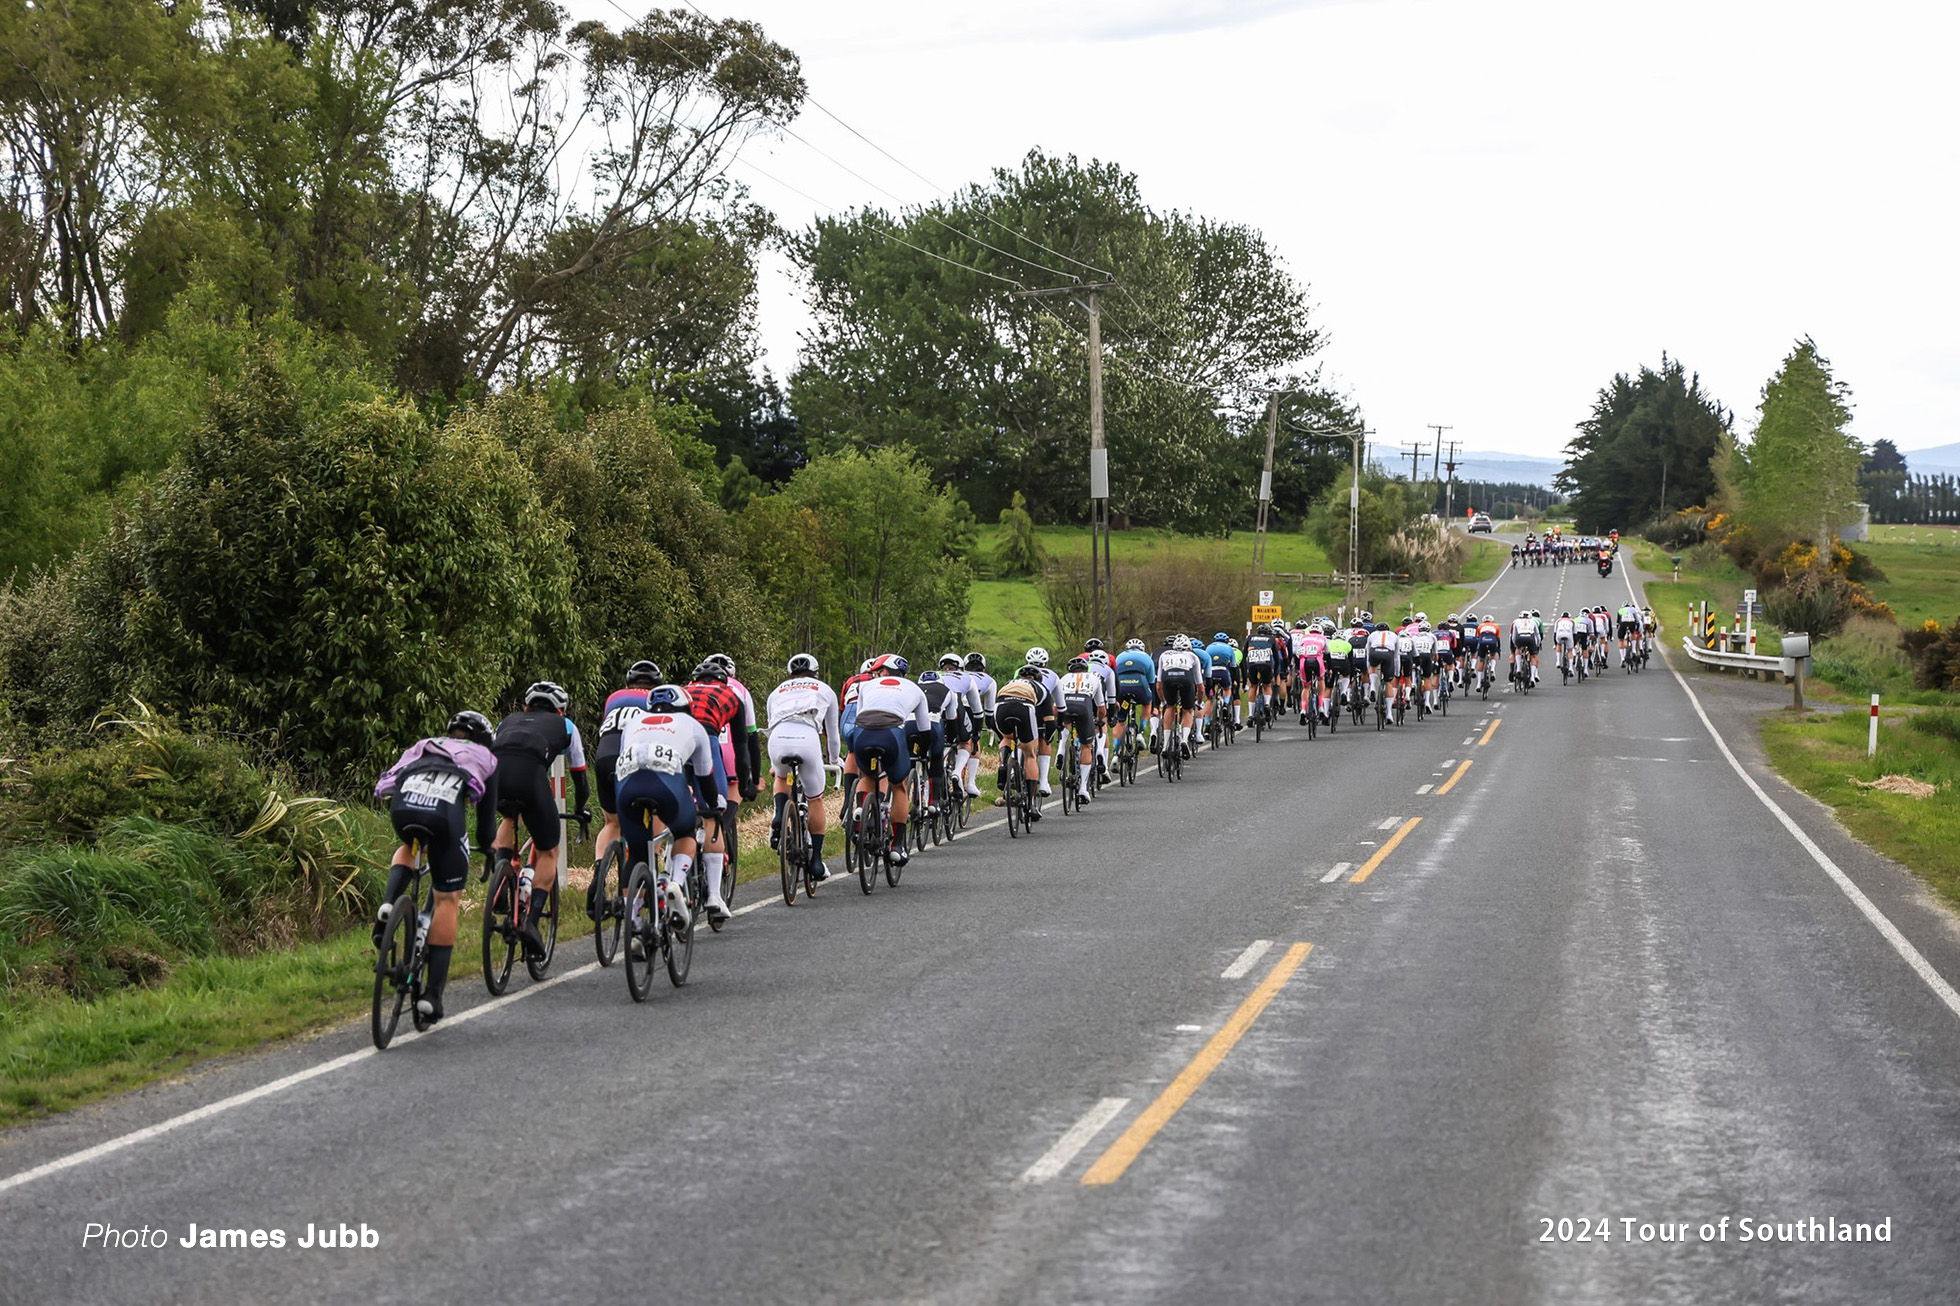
[1057, 669, 1106, 707]
[854, 675, 932, 732]
[492, 709, 587, 769]
[1080, 653, 1117, 701]
[1244, 635, 1277, 681]
[765, 676, 840, 747]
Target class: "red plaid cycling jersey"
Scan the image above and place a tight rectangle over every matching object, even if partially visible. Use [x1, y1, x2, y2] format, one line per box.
[686, 681, 744, 734]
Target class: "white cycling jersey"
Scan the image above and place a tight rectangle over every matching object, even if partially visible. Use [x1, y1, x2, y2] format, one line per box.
[1158, 649, 1201, 678]
[1511, 618, 1536, 641]
[854, 676, 933, 731]
[765, 676, 841, 754]
[617, 711, 717, 781]
[1554, 617, 1576, 642]
[1058, 669, 1107, 706]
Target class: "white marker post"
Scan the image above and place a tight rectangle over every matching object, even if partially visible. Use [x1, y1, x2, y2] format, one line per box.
[1869, 694, 1881, 758]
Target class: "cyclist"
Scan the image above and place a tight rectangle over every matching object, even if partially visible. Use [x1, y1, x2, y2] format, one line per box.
[1204, 631, 1238, 733]
[1590, 606, 1613, 670]
[1434, 615, 1461, 696]
[1616, 601, 1641, 666]
[1024, 647, 1062, 795]
[492, 682, 590, 958]
[1244, 623, 1279, 726]
[1409, 614, 1439, 714]
[1364, 620, 1399, 716]
[1056, 654, 1107, 806]
[1084, 647, 1118, 780]
[682, 661, 750, 926]
[1554, 611, 1578, 678]
[1474, 614, 1503, 691]
[703, 653, 762, 814]
[372, 710, 499, 1025]
[766, 653, 841, 886]
[615, 684, 723, 939]
[914, 668, 961, 820]
[960, 652, 997, 795]
[590, 658, 661, 920]
[1509, 610, 1541, 688]
[992, 664, 1052, 819]
[1156, 634, 1204, 758]
[935, 653, 987, 799]
[849, 655, 933, 865]
[1295, 619, 1330, 724]
[1113, 638, 1157, 754]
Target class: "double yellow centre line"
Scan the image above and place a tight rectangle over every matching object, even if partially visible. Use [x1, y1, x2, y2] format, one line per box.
[1082, 943, 1313, 1186]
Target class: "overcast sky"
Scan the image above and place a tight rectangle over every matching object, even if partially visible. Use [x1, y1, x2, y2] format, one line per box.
[571, 0, 1960, 460]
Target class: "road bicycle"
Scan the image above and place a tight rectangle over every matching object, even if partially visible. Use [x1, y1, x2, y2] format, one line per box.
[621, 828, 690, 1001]
[1001, 733, 1044, 835]
[589, 836, 626, 967]
[1057, 721, 1084, 815]
[777, 762, 839, 906]
[906, 744, 934, 852]
[1558, 642, 1575, 686]
[1114, 703, 1140, 786]
[1250, 688, 1270, 742]
[848, 751, 898, 893]
[482, 825, 565, 996]
[372, 830, 436, 1051]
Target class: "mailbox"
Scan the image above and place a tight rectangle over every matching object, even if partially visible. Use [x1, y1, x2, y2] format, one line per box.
[1671, 556, 1682, 569]
[1782, 632, 1810, 678]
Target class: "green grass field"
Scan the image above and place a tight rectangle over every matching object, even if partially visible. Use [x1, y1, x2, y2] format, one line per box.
[1856, 534, 1960, 629]
[1634, 541, 1782, 654]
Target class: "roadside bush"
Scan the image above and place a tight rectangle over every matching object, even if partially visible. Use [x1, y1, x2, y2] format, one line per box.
[1902, 619, 1960, 693]
[1038, 548, 1251, 650]
[1813, 615, 1914, 697]
[1646, 506, 1712, 549]
[1763, 563, 1853, 639]
[104, 350, 581, 781]
[1380, 518, 1467, 583]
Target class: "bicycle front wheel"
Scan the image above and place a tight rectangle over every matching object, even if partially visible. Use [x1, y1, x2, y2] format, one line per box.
[593, 844, 622, 968]
[524, 877, 559, 981]
[779, 802, 803, 906]
[857, 805, 880, 895]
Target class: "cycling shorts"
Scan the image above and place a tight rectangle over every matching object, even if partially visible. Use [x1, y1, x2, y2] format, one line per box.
[386, 771, 472, 894]
[767, 723, 827, 797]
[851, 725, 913, 784]
[615, 769, 700, 868]
[1618, 620, 1639, 638]
[491, 752, 561, 852]
[1246, 664, 1274, 685]
[1511, 634, 1542, 653]
[993, 700, 1039, 744]
[1435, 646, 1457, 665]
[1116, 680, 1156, 707]
[1366, 646, 1400, 677]
[1413, 652, 1437, 676]
[1476, 635, 1500, 656]
[1060, 695, 1097, 741]
[594, 752, 620, 816]
[1159, 676, 1197, 710]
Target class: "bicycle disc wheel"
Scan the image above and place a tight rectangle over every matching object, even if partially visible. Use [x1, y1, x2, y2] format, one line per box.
[858, 807, 879, 895]
[623, 862, 655, 1003]
[593, 845, 622, 968]
[371, 897, 414, 1050]
[525, 878, 558, 981]
[721, 821, 739, 914]
[481, 862, 519, 996]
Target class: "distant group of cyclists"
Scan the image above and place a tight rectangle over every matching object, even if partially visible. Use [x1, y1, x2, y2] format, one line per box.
[1513, 526, 1621, 574]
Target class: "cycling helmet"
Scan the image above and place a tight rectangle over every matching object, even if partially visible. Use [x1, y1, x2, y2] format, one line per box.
[1358, 611, 1373, 623]
[1016, 663, 1041, 680]
[1445, 613, 1459, 624]
[964, 651, 987, 672]
[787, 652, 820, 677]
[1125, 638, 1146, 650]
[1561, 611, 1571, 619]
[939, 652, 962, 668]
[1519, 610, 1531, 619]
[1084, 638, 1105, 652]
[1089, 650, 1112, 666]
[919, 670, 941, 684]
[689, 660, 728, 684]
[624, 658, 662, 687]
[447, 710, 493, 748]
[1530, 609, 1541, 619]
[858, 658, 875, 675]
[1229, 637, 1241, 649]
[1025, 647, 1050, 667]
[524, 681, 569, 712]
[705, 652, 735, 677]
[646, 684, 690, 713]
[1066, 655, 1090, 672]
[883, 654, 910, 676]
[1416, 612, 1428, 624]
[1213, 632, 1231, 644]
[1172, 634, 1193, 651]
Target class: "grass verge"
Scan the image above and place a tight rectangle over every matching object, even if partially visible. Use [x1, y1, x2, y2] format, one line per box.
[1760, 708, 1960, 911]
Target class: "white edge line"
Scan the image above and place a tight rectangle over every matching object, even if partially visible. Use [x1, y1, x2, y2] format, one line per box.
[1220, 939, 1273, 980]
[1629, 563, 1960, 1022]
[1020, 1097, 1130, 1183]
[1320, 862, 1352, 884]
[1417, 784, 1434, 795]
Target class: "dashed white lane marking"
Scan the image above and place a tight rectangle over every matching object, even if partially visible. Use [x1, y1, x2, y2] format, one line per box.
[1320, 862, 1353, 884]
[1417, 784, 1434, 795]
[1174, 1024, 1204, 1032]
[1021, 1097, 1131, 1183]
[1462, 736, 1477, 746]
[1221, 939, 1273, 980]
[1441, 759, 1456, 767]
[1377, 816, 1403, 830]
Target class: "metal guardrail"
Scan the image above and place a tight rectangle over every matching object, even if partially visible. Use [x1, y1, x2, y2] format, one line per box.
[1679, 635, 1788, 678]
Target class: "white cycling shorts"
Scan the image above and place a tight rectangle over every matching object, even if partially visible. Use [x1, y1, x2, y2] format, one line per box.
[767, 724, 828, 795]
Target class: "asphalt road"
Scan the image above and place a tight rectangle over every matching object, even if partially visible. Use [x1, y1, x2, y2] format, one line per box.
[5, 553, 1960, 1305]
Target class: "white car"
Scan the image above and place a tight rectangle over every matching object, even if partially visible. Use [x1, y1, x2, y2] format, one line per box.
[1468, 514, 1493, 534]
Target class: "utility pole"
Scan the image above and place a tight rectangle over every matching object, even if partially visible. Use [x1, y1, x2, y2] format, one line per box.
[1016, 281, 1116, 647]
[1442, 440, 1461, 519]
[1402, 443, 1424, 486]
[1428, 424, 1452, 484]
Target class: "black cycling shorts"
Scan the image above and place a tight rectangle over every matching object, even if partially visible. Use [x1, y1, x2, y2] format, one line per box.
[386, 770, 472, 894]
[1060, 695, 1096, 741]
[1618, 620, 1639, 638]
[492, 752, 561, 852]
[1367, 646, 1400, 677]
[1413, 652, 1437, 676]
[994, 700, 1038, 743]
[594, 751, 620, 816]
[1159, 676, 1197, 710]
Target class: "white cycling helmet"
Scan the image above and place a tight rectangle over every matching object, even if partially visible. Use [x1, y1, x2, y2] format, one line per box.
[1025, 646, 1050, 667]
[1172, 634, 1192, 651]
[1125, 638, 1145, 650]
[1089, 649, 1112, 666]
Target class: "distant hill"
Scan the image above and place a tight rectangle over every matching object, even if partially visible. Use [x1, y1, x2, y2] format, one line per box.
[1447, 452, 1564, 491]
[1901, 441, 1960, 475]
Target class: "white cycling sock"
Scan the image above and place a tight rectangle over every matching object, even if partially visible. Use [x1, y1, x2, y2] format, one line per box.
[666, 853, 693, 901]
[703, 853, 725, 904]
[1041, 754, 1054, 785]
[954, 747, 971, 779]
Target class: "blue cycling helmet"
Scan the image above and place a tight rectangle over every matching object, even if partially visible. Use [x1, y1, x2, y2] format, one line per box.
[646, 684, 690, 713]
[1213, 632, 1230, 644]
[918, 669, 941, 683]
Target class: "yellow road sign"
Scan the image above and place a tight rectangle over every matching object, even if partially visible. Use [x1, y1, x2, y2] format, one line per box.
[1252, 605, 1283, 622]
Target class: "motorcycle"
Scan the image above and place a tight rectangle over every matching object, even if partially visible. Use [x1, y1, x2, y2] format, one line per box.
[1597, 557, 1613, 578]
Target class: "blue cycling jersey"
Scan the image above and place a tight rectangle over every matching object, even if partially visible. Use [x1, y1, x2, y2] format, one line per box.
[1205, 641, 1236, 671]
[1114, 648, 1155, 680]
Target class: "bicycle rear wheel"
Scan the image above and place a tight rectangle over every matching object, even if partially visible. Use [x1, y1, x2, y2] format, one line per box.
[623, 862, 656, 1002]
[665, 890, 693, 987]
[779, 798, 804, 906]
[481, 860, 519, 996]
[371, 895, 415, 1050]
[524, 877, 558, 981]
[857, 802, 879, 895]
[720, 818, 739, 915]
[592, 843, 623, 967]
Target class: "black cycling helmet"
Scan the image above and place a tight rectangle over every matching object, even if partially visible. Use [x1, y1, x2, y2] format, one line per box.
[524, 681, 569, 712]
[787, 652, 819, 677]
[689, 660, 728, 684]
[964, 651, 987, 672]
[1084, 638, 1105, 652]
[624, 658, 662, 687]
[705, 652, 735, 677]
[1066, 655, 1090, 671]
[1016, 663, 1041, 680]
[447, 710, 493, 748]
